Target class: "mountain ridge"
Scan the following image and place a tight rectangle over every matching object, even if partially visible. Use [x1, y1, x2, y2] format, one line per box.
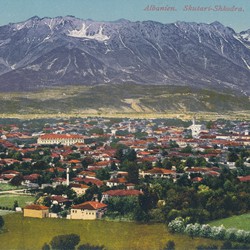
[0, 16, 249, 95]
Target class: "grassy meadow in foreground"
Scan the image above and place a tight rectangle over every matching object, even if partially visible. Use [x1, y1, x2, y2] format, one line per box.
[0, 213, 221, 250]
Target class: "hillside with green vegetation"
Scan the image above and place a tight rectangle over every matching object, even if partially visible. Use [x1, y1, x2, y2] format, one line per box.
[0, 213, 221, 250]
[0, 84, 249, 115]
[209, 213, 250, 231]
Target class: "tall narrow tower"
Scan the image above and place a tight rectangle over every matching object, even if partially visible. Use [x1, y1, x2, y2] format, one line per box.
[66, 167, 70, 186]
[192, 116, 196, 126]
[128, 122, 131, 133]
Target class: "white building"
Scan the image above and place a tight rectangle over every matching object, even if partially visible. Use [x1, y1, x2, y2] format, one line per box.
[188, 117, 205, 138]
[37, 134, 85, 145]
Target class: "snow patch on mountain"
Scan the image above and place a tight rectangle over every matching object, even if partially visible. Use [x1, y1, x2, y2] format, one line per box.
[67, 23, 109, 41]
[240, 33, 250, 42]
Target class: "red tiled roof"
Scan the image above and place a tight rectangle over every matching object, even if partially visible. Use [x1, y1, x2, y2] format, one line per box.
[192, 177, 203, 182]
[68, 159, 81, 164]
[71, 201, 107, 210]
[145, 168, 176, 175]
[186, 167, 210, 173]
[47, 167, 65, 173]
[40, 134, 84, 139]
[24, 204, 49, 210]
[70, 183, 89, 189]
[50, 195, 69, 203]
[206, 171, 220, 176]
[52, 177, 66, 182]
[103, 189, 143, 197]
[82, 178, 103, 187]
[0, 174, 14, 180]
[78, 171, 96, 177]
[91, 161, 111, 167]
[238, 175, 250, 182]
[107, 177, 127, 184]
[23, 174, 41, 181]
[2, 170, 20, 175]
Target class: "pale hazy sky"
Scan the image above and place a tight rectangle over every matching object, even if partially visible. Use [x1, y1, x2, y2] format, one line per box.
[0, 0, 249, 32]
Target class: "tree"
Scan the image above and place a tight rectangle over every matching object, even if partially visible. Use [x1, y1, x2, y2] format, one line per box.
[110, 162, 117, 171]
[78, 243, 105, 250]
[181, 145, 193, 153]
[162, 158, 172, 169]
[206, 120, 214, 129]
[96, 168, 110, 181]
[125, 149, 137, 162]
[10, 175, 23, 186]
[221, 241, 232, 250]
[196, 245, 218, 250]
[50, 234, 80, 250]
[235, 159, 244, 168]
[169, 140, 179, 148]
[195, 157, 207, 167]
[163, 240, 175, 250]
[227, 152, 239, 162]
[13, 200, 19, 211]
[106, 196, 139, 216]
[81, 157, 94, 169]
[42, 243, 51, 250]
[186, 157, 195, 168]
[0, 216, 4, 229]
[126, 163, 139, 184]
[51, 204, 62, 213]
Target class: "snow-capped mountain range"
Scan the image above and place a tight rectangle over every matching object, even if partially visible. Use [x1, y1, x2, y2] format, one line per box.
[0, 16, 249, 94]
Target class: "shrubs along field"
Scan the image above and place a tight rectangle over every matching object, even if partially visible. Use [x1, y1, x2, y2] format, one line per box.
[168, 217, 250, 244]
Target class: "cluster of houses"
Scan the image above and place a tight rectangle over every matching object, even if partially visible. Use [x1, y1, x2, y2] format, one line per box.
[0, 117, 250, 220]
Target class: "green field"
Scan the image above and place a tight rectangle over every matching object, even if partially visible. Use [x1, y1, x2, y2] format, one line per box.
[0, 210, 14, 216]
[0, 195, 35, 209]
[209, 213, 250, 231]
[0, 213, 221, 250]
[0, 183, 24, 191]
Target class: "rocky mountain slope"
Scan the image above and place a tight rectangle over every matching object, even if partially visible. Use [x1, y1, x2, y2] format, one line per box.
[0, 16, 249, 95]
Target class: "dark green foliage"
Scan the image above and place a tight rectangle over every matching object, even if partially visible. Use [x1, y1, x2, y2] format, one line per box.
[95, 168, 110, 181]
[126, 163, 139, 184]
[163, 240, 175, 250]
[50, 234, 80, 250]
[181, 145, 193, 154]
[77, 243, 105, 250]
[42, 243, 51, 250]
[51, 204, 62, 214]
[13, 200, 19, 211]
[227, 152, 239, 162]
[0, 216, 4, 229]
[105, 196, 139, 216]
[10, 175, 23, 186]
[221, 241, 232, 249]
[196, 245, 218, 250]
[115, 147, 137, 163]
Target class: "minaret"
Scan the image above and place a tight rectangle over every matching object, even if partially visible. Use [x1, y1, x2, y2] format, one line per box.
[128, 122, 131, 133]
[66, 167, 70, 186]
[192, 116, 196, 126]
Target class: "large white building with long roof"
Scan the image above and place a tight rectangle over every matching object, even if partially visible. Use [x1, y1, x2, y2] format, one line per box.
[37, 133, 85, 146]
